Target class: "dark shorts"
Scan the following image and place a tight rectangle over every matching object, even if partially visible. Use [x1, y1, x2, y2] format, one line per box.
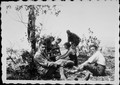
[83, 63, 106, 76]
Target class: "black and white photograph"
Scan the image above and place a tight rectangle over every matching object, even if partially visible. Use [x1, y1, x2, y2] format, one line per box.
[1, 0, 119, 84]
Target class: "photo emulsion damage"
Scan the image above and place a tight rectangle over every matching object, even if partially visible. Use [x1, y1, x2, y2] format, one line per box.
[1, 0, 119, 84]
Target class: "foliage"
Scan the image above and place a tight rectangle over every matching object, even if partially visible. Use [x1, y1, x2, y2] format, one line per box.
[78, 28, 101, 56]
[7, 48, 41, 80]
[6, 5, 61, 16]
[6, 4, 61, 79]
[6, 4, 61, 53]
[6, 35, 56, 80]
[6, 36, 115, 81]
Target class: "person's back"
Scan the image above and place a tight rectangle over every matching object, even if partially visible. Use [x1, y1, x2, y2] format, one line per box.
[69, 53, 78, 66]
[66, 30, 80, 46]
[69, 46, 78, 66]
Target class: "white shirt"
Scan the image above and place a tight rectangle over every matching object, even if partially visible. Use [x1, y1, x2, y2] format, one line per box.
[87, 51, 106, 66]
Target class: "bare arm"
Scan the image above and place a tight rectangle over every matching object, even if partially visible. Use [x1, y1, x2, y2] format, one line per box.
[57, 49, 71, 60]
[80, 60, 89, 66]
[78, 53, 96, 69]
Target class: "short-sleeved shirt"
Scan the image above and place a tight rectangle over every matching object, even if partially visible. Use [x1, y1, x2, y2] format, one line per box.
[87, 51, 106, 66]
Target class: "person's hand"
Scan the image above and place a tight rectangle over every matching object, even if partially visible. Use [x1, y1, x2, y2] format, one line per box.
[48, 62, 54, 67]
[78, 64, 84, 70]
[56, 56, 60, 60]
[48, 62, 58, 67]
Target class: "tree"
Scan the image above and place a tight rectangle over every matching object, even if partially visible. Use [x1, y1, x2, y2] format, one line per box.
[27, 5, 36, 54]
[6, 4, 61, 54]
[5, 4, 61, 79]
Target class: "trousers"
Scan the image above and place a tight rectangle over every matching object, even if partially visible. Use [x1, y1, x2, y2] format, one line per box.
[83, 63, 106, 76]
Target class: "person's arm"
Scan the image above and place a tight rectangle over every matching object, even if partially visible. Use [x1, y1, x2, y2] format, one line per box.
[80, 60, 89, 67]
[57, 46, 61, 55]
[56, 49, 71, 60]
[78, 53, 96, 69]
[57, 48, 61, 55]
[60, 50, 71, 59]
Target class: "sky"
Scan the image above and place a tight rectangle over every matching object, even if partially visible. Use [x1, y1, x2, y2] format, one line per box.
[2, 1, 119, 50]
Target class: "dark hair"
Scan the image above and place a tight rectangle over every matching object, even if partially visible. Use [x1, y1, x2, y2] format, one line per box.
[64, 42, 71, 49]
[66, 30, 70, 34]
[57, 38, 62, 42]
[50, 36, 55, 41]
[50, 36, 55, 39]
[89, 45, 98, 50]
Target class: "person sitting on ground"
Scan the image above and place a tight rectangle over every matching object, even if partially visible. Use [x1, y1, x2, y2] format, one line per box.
[34, 43, 75, 80]
[42, 36, 55, 60]
[74, 45, 106, 76]
[54, 42, 78, 80]
[66, 30, 81, 47]
[56, 42, 78, 67]
[50, 38, 62, 61]
[34, 44, 60, 80]
[43, 36, 55, 53]
[53, 38, 62, 56]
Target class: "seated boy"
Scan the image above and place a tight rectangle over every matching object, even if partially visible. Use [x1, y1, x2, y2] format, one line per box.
[73, 45, 106, 77]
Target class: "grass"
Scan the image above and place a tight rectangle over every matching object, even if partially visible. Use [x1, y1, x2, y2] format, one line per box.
[6, 47, 115, 81]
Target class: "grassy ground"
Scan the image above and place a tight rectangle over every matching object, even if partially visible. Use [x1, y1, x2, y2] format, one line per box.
[6, 47, 115, 81]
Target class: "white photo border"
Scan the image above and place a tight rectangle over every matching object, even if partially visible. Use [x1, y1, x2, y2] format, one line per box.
[1, 0, 119, 84]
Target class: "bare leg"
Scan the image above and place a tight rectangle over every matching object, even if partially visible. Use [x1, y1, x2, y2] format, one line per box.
[59, 66, 66, 80]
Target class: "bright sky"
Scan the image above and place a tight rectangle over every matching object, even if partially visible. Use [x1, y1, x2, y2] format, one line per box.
[2, 1, 119, 50]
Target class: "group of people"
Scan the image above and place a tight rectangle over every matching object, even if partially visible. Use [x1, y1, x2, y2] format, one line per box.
[34, 30, 106, 80]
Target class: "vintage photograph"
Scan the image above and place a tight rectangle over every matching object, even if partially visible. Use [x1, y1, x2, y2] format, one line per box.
[1, 0, 119, 84]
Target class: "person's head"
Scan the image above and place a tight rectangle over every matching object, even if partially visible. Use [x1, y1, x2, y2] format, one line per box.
[66, 30, 71, 34]
[89, 45, 98, 54]
[64, 42, 71, 49]
[40, 44, 46, 52]
[56, 38, 62, 44]
[71, 43, 76, 49]
[49, 36, 55, 42]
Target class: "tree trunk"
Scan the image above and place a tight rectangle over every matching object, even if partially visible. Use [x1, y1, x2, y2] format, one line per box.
[27, 5, 36, 54]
